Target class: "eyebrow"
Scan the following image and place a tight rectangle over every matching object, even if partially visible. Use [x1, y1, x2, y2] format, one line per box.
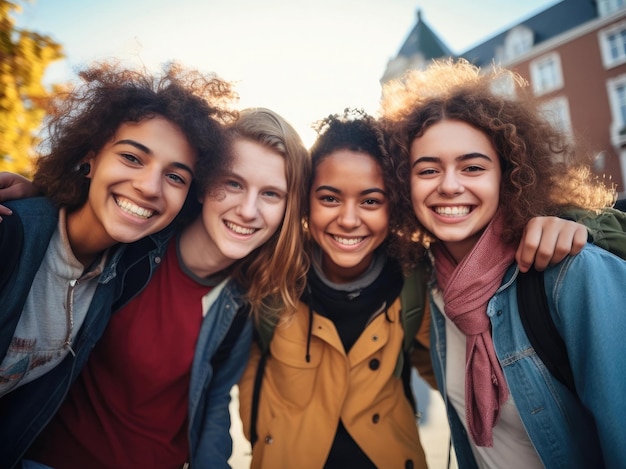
[315, 185, 386, 196]
[115, 139, 194, 176]
[411, 152, 493, 168]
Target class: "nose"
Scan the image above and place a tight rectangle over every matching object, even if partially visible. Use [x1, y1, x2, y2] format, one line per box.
[133, 168, 163, 199]
[236, 192, 259, 220]
[337, 203, 361, 229]
[438, 170, 464, 197]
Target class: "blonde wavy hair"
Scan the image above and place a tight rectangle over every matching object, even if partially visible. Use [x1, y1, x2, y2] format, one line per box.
[225, 108, 311, 324]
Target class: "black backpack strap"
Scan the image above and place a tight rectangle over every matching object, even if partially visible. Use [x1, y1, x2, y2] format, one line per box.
[249, 336, 269, 447]
[210, 304, 250, 370]
[517, 268, 575, 392]
[401, 347, 417, 413]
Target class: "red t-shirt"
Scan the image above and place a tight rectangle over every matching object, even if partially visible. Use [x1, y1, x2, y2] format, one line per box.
[29, 238, 213, 468]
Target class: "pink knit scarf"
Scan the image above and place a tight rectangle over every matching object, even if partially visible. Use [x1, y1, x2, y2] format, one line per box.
[432, 210, 516, 447]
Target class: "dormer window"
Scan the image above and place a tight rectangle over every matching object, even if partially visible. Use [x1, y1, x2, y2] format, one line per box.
[503, 26, 534, 60]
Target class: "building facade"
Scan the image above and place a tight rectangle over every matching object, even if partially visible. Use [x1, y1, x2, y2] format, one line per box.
[383, 0, 626, 196]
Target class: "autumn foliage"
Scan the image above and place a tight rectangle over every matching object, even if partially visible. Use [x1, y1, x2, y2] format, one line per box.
[0, 0, 63, 176]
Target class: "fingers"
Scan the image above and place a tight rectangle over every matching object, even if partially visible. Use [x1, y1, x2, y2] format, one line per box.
[516, 217, 588, 272]
[0, 203, 11, 222]
[0, 172, 38, 203]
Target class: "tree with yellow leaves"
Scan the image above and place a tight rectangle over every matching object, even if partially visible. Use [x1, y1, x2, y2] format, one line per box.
[0, 0, 63, 176]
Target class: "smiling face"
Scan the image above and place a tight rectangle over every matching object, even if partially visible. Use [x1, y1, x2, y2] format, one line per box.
[68, 115, 196, 259]
[410, 119, 502, 262]
[198, 138, 287, 264]
[309, 149, 389, 284]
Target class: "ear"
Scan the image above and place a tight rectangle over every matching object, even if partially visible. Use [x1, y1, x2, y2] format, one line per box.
[82, 151, 96, 179]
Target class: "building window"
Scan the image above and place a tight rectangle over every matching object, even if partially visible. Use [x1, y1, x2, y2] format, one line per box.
[607, 74, 626, 145]
[599, 21, 626, 68]
[598, 0, 625, 17]
[539, 96, 572, 136]
[530, 53, 563, 95]
[502, 26, 534, 61]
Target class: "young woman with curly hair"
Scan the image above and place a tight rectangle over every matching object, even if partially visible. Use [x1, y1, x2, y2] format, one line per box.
[382, 59, 626, 468]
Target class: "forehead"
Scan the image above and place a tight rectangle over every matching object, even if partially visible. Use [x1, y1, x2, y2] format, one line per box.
[231, 139, 287, 189]
[410, 120, 495, 159]
[315, 149, 383, 181]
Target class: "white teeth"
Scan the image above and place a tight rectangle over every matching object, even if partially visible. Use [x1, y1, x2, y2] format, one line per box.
[332, 235, 363, 246]
[116, 197, 154, 219]
[434, 206, 470, 217]
[225, 221, 256, 235]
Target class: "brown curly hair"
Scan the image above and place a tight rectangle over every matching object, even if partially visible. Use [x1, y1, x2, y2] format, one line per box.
[309, 108, 412, 272]
[381, 59, 615, 260]
[32, 60, 238, 223]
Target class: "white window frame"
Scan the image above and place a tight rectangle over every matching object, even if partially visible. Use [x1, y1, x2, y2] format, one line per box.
[529, 53, 564, 96]
[599, 20, 626, 68]
[598, 0, 626, 17]
[503, 26, 534, 61]
[606, 73, 626, 146]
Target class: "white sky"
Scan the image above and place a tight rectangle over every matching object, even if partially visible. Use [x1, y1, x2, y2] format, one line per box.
[17, 0, 560, 146]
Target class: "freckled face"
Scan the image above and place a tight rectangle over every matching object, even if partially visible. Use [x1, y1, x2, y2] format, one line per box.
[198, 139, 287, 263]
[409, 120, 501, 262]
[308, 150, 389, 284]
[71, 116, 196, 251]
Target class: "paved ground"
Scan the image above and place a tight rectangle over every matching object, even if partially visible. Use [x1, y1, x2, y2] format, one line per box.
[228, 370, 458, 469]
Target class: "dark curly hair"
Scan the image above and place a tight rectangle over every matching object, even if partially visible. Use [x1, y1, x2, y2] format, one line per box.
[309, 108, 412, 271]
[32, 60, 238, 223]
[381, 59, 615, 263]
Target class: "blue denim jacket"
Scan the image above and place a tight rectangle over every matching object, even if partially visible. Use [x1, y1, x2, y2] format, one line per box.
[0, 198, 171, 468]
[188, 279, 253, 468]
[430, 243, 626, 469]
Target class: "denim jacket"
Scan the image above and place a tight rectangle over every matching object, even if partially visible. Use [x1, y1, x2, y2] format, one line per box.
[429, 243, 626, 469]
[189, 278, 253, 468]
[0, 198, 171, 468]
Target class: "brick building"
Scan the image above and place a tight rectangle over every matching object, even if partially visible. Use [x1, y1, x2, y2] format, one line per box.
[382, 0, 626, 196]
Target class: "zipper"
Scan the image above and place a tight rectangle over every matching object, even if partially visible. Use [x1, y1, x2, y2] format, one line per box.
[65, 278, 78, 357]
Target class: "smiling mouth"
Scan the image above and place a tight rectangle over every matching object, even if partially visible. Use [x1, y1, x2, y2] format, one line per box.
[225, 221, 257, 235]
[115, 196, 155, 219]
[434, 206, 471, 217]
[331, 235, 365, 246]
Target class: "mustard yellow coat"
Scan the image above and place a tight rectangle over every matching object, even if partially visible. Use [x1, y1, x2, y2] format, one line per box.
[238, 297, 427, 469]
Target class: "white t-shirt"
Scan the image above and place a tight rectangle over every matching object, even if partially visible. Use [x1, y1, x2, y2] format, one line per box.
[432, 290, 544, 469]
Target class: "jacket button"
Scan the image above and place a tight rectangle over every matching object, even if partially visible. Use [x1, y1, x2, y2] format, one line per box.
[154, 256, 161, 264]
[264, 435, 273, 444]
[369, 359, 380, 370]
[405, 460, 414, 469]
[372, 413, 380, 423]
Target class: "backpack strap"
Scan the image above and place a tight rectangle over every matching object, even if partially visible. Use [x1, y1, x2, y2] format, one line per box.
[394, 264, 427, 378]
[517, 268, 575, 392]
[210, 304, 250, 370]
[248, 314, 278, 447]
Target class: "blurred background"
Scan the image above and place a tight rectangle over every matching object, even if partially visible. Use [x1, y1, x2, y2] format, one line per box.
[12, 0, 625, 189]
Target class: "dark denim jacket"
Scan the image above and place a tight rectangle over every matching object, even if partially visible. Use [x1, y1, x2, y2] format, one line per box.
[0, 198, 172, 468]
